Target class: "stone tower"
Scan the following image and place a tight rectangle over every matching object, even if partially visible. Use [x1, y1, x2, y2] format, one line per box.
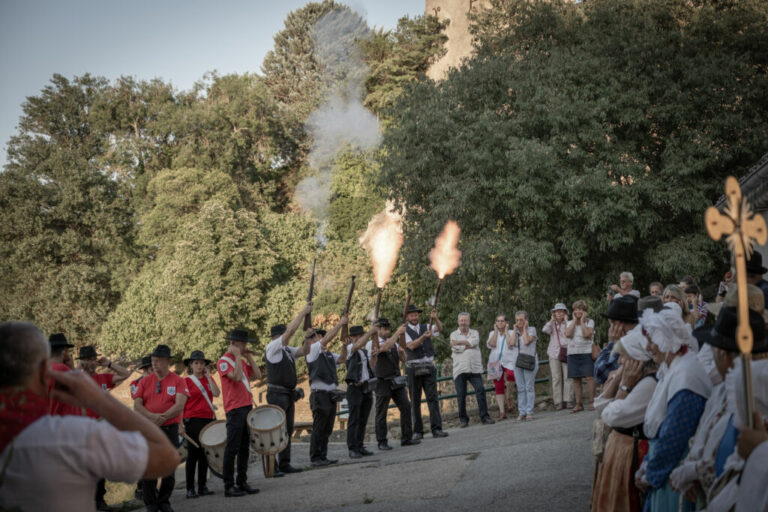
[426, 0, 491, 81]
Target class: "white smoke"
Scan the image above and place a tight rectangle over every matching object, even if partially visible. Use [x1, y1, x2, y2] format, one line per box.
[294, 5, 380, 246]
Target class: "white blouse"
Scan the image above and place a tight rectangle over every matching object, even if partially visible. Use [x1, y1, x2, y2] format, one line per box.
[598, 375, 657, 429]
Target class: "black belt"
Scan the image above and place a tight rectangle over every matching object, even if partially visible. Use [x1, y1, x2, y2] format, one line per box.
[267, 384, 295, 393]
[613, 425, 647, 440]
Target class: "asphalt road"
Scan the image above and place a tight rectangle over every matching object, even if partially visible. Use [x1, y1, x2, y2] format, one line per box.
[170, 408, 595, 512]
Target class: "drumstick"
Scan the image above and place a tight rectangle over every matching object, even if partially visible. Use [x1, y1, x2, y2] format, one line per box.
[183, 432, 200, 448]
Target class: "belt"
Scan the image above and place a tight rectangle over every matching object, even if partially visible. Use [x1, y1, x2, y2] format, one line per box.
[267, 384, 295, 393]
[406, 361, 435, 368]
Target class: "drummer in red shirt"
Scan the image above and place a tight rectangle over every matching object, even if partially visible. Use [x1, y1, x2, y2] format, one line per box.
[134, 344, 189, 511]
[47, 333, 81, 417]
[181, 350, 220, 500]
[217, 328, 262, 498]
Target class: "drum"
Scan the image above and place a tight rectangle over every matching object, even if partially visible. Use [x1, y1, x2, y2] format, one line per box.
[247, 405, 288, 477]
[199, 420, 227, 478]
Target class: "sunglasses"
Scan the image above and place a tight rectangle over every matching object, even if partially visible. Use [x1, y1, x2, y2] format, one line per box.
[156, 382, 162, 394]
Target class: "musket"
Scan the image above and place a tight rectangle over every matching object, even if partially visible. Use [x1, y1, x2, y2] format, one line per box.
[427, 279, 443, 332]
[340, 276, 356, 343]
[399, 288, 412, 349]
[303, 258, 316, 330]
[373, 287, 383, 321]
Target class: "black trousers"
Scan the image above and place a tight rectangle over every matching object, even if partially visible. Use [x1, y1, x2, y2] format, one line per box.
[142, 424, 178, 507]
[346, 385, 373, 451]
[266, 390, 295, 470]
[374, 379, 412, 443]
[223, 405, 252, 488]
[184, 417, 214, 491]
[309, 391, 336, 462]
[406, 364, 442, 434]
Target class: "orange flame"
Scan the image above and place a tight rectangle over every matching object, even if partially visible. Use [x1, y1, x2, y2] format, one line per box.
[429, 221, 461, 279]
[359, 204, 403, 288]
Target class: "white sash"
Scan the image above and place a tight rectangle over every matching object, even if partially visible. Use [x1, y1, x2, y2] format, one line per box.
[221, 355, 251, 397]
[189, 375, 217, 412]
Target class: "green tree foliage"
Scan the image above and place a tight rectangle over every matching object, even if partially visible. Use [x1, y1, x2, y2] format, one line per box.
[381, 0, 768, 337]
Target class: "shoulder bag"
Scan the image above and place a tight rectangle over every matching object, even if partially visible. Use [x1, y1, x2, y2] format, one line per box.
[555, 322, 568, 363]
[516, 330, 536, 371]
[487, 333, 505, 381]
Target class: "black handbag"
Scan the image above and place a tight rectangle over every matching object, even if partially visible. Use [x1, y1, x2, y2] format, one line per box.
[516, 330, 536, 371]
[413, 363, 432, 377]
[363, 378, 378, 394]
[329, 389, 346, 403]
[389, 375, 407, 390]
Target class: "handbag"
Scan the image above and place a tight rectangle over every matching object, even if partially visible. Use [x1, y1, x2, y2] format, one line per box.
[389, 375, 407, 390]
[413, 363, 432, 377]
[487, 334, 506, 381]
[591, 341, 601, 361]
[554, 322, 568, 363]
[515, 330, 536, 371]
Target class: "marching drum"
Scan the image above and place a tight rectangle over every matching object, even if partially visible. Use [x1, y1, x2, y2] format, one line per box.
[247, 405, 288, 477]
[199, 420, 227, 479]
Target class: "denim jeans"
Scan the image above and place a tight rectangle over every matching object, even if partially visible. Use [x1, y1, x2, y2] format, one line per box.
[454, 373, 490, 422]
[515, 358, 539, 415]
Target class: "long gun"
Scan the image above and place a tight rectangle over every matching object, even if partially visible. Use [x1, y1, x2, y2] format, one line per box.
[304, 258, 316, 330]
[340, 276, 356, 343]
[427, 279, 443, 332]
[399, 289, 411, 349]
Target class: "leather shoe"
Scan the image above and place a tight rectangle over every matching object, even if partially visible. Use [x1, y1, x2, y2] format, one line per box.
[481, 417, 495, 425]
[412, 433, 423, 441]
[432, 429, 449, 438]
[280, 465, 303, 474]
[225, 487, 246, 498]
[401, 438, 421, 446]
[186, 490, 199, 499]
[378, 441, 392, 451]
[159, 505, 174, 512]
[459, 421, 469, 428]
[272, 470, 285, 477]
[311, 459, 331, 467]
[349, 450, 363, 459]
[360, 447, 374, 456]
[96, 501, 115, 511]
[235, 483, 259, 495]
[324, 458, 338, 465]
[198, 487, 214, 496]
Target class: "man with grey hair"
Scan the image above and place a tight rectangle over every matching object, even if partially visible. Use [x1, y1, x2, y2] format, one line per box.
[0, 321, 180, 512]
[450, 313, 494, 427]
[608, 271, 641, 301]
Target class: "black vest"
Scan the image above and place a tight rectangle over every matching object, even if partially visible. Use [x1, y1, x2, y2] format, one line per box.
[308, 349, 339, 385]
[374, 341, 401, 379]
[345, 348, 373, 383]
[405, 323, 435, 361]
[265, 347, 298, 390]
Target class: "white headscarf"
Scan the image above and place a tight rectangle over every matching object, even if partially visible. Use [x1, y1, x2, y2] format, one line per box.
[641, 302, 697, 353]
[615, 328, 652, 362]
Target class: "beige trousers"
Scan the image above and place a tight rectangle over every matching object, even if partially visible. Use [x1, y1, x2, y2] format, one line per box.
[549, 357, 573, 404]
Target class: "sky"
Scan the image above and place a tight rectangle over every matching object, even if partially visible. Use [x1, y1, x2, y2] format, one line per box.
[0, 0, 424, 167]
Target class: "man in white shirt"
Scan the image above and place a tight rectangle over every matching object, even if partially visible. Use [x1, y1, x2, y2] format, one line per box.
[264, 303, 312, 476]
[303, 315, 348, 467]
[450, 312, 493, 427]
[0, 321, 179, 512]
[345, 324, 378, 459]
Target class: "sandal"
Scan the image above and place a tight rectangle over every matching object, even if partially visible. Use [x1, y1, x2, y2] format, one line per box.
[571, 404, 584, 413]
[555, 403, 564, 411]
[588, 403, 595, 411]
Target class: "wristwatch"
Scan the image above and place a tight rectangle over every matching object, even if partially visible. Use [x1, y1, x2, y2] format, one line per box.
[619, 384, 629, 392]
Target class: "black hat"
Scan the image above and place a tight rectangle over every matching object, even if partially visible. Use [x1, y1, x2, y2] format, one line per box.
[225, 328, 256, 343]
[138, 355, 152, 369]
[183, 350, 212, 366]
[405, 304, 423, 314]
[49, 333, 74, 349]
[376, 317, 391, 328]
[76, 345, 99, 359]
[150, 344, 172, 359]
[349, 325, 365, 336]
[638, 296, 664, 313]
[270, 324, 287, 338]
[315, 329, 327, 337]
[747, 252, 768, 275]
[694, 306, 768, 354]
[601, 296, 639, 323]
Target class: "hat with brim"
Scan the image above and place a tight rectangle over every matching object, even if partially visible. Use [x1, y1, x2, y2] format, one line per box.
[49, 333, 74, 349]
[376, 317, 391, 328]
[183, 350, 212, 366]
[746, 252, 768, 275]
[150, 344, 172, 359]
[349, 325, 365, 336]
[405, 304, 423, 314]
[270, 324, 287, 338]
[694, 306, 768, 354]
[551, 303, 568, 312]
[225, 328, 257, 343]
[76, 345, 99, 359]
[601, 296, 639, 323]
[138, 355, 152, 369]
[315, 329, 327, 337]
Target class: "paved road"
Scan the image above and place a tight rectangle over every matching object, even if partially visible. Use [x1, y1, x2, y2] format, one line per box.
[170, 408, 595, 512]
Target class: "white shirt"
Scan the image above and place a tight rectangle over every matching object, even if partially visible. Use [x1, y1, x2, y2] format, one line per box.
[566, 319, 595, 355]
[265, 336, 300, 364]
[697, 344, 723, 386]
[450, 328, 483, 378]
[597, 375, 657, 428]
[736, 441, 768, 512]
[487, 331, 517, 370]
[513, 327, 538, 358]
[614, 290, 641, 299]
[404, 322, 439, 365]
[347, 342, 371, 382]
[0, 415, 148, 512]
[306, 341, 340, 391]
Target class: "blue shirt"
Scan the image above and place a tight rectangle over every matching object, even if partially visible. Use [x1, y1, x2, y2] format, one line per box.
[594, 341, 619, 385]
[715, 414, 737, 477]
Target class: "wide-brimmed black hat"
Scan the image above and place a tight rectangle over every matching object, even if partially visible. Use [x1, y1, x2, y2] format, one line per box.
[404, 304, 423, 314]
[76, 345, 99, 359]
[376, 317, 391, 328]
[315, 328, 327, 337]
[601, 296, 638, 323]
[747, 252, 768, 275]
[183, 350, 212, 366]
[349, 325, 365, 336]
[694, 306, 768, 354]
[138, 355, 152, 369]
[49, 333, 74, 349]
[225, 328, 256, 343]
[150, 344, 172, 359]
[270, 324, 287, 338]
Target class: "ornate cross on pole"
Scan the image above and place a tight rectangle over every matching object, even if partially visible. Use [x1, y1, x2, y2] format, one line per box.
[705, 176, 767, 428]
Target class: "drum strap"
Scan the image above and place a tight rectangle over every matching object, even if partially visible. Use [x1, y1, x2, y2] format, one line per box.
[189, 375, 217, 413]
[221, 356, 252, 400]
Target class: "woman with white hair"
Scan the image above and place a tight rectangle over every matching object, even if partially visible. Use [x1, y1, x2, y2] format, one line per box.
[592, 330, 659, 512]
[635, 303, 712, 512]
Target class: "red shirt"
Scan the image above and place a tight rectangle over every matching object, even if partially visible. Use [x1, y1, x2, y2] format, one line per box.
[129, 376, 145, 400]
[85, 373, 115, 419]
[217, 353, 253, 412]
[135, 372, 189, 426]
[48, 362, 83, 417]
[183, 376, 216, 419]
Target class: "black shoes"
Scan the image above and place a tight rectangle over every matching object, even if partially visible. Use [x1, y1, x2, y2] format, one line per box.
[401, 438, 421, 446]
[359, 447, 374, 456]
[432, 429, 449, 438]
[280, 465, 303, 474]
[481, 416, 496, 425]
[349, 450, 363, 459]
[198, 487, 214, 496]
[272, 470, 285, 477]
[235, 483, 260, 495]
[225, 487, 247, 498]
[311, 458, 337, 467]
[460, 421, 469, 428]
[412, 433, 424, 441]
[186, 490, 199, 499]
[378, 441, 392, 451]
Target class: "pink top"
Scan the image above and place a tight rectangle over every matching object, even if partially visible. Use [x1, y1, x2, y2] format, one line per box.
[542, 320, 568, 360]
